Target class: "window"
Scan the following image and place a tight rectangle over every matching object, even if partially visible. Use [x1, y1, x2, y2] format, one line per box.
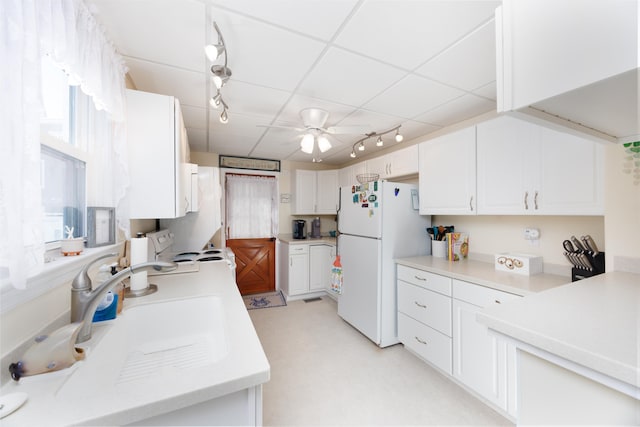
[40, 57, 86, 244]
[41, 146, 86, 242]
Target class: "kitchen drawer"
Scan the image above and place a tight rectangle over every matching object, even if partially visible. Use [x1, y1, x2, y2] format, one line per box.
[397, 265, 451, 296]
[398, 281, 452, 336]
[398, 312, 452, 375]
[288, 244, 309, 254]
[452, 279, 520, 308]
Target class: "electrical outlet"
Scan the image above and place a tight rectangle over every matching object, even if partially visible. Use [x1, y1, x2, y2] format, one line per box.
[524, 228, 540, 240]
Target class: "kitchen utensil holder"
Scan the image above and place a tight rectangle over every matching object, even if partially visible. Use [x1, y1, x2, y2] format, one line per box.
[571, 251, 605, 282]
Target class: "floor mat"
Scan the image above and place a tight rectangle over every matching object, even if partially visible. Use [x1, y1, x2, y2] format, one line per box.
[243, 290, 287, 310]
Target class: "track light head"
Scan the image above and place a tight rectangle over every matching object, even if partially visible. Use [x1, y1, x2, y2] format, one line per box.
[211, 65, 232, 89]
[210, 92, 222, 109]
[358, 142, 365, 151]
[395, 129, 404, 142]
[205, 44, 225, 62]
[376, 136, 384, 147]
[350, 151, 356, 158]
[220, 108, 229, 124]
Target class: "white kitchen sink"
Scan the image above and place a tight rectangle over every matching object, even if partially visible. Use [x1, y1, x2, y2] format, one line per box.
[56, 295, 229, 399]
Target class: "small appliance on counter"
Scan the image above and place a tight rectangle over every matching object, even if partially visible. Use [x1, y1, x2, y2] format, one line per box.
[311, 217, 321, 238]
[292, 219, 306, 239]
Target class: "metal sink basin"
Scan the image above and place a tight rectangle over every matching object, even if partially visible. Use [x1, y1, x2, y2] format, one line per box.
[56, 296, 228, 399]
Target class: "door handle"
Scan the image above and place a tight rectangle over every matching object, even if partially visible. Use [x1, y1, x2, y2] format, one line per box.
[524, 191, 529, 210]
[469, 196, 474, 211]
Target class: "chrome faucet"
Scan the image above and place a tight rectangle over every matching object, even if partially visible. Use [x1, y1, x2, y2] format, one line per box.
[71, 253, 177, 343]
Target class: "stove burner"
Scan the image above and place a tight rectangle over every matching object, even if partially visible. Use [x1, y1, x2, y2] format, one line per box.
[204, 249, 222, 255]
[198, 256, 224, 262]
[177, 252, 200, 257]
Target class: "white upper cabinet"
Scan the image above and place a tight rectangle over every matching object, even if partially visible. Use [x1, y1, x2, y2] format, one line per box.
[366, 145, 419, 180]
[419, 127, 477, 215]
[338, 162, 367, 188]
[477, 115, 604, 215]
[496, 0, 639, 143]
[127, 89, 190, 219]
[292, 169, 339, 215]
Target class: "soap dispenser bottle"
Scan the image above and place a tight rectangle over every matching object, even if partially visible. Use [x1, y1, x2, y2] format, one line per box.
[92, 265, 118, 322]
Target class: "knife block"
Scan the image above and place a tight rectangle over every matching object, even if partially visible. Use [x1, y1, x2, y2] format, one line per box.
[571, 251, 605, 282]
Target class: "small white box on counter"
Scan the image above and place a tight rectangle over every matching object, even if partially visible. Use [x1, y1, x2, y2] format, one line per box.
[494, 253, 543, 275]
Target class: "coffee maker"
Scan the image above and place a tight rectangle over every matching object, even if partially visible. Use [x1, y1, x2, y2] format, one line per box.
[292, 219, 306, 239]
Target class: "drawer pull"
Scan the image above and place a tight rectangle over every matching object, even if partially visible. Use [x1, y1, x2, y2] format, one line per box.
[494, 300, 501, 304]
[414, 275, 427, 281]
[414, 336, 427, 345]
[414, 301, 427, 309]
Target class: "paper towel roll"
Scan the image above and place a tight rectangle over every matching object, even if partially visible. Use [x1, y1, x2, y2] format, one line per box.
[129, 236, 148, 291]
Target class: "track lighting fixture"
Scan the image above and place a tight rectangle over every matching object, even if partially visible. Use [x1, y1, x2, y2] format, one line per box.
[207, 21, 232, 124]
[350, 125, 403, 159]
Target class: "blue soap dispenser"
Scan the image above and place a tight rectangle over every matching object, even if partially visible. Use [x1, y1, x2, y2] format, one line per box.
[92, 264, 118, 322]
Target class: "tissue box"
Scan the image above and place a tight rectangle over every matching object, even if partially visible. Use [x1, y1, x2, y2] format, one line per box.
[494, 253, 543, 275]
[447, 232, 469, 261]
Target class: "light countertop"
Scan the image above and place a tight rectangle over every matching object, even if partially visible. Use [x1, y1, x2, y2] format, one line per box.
[477, 271, 640, 391]
[278, 234, 336, 245]
[0, 262, 270, 426]
[395, 256, 570, 296]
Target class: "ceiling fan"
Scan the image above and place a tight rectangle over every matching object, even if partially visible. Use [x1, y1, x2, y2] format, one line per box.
[261, 108, 372, 155]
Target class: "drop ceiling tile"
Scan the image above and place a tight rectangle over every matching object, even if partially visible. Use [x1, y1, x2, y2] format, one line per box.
[335, 1, 501, 70]
[398, 121, 442, 144]
[221, 80, 291, 121]
[251, 128, 301, 159]
[414, 94, 496, 127]
[181, 105, 207, 131]
[363, 74, 466, 119]
[126, 58, 207, 107]
[473, 81, 497, 101]
[415, 20, 496, 91]
[337, 109, 404, 133]
[90, 0, 206, 71]
[297, 47, 407, 107]
[210, 8, 326, 91]
[210, 0, 359, 41]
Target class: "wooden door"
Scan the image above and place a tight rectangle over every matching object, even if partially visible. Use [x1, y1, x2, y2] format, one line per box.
[227, 238, 276, 295]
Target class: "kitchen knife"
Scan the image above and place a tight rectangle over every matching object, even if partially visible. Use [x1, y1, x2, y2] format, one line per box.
[563, 252, 576, 267]
[584, 235, 600, 256]
[580, 235, 593, 252]
[578, 253, 593, 271]
[570, 235, 586, 252]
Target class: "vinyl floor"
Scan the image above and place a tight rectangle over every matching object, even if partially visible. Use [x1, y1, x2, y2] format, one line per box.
[248, 296, 513, 426]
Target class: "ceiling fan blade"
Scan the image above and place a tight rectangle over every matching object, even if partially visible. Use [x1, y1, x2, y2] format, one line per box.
[257, 124, 305, 132]
[325, 125, 373, 135]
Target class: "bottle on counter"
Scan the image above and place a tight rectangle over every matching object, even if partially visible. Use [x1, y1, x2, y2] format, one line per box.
[111, 264, 124, 314]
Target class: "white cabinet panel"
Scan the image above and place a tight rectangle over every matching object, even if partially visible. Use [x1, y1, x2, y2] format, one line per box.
[309, 244, 333, 292]
[398, 312, 452, 375]
[398, 281, 452, 336]
[127, 89, 190, 219]
[292, 169, 339, 215]
[477, 115, 604, 215]
[419, 127, 477, 215]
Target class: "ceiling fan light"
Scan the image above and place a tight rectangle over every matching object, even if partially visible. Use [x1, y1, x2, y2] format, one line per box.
[376, 136, 384, 147]
[395, 129, 404, 142]
[300, 133, 314, 154]
[220, 108, 229, 124]
[205, 44, 225, 62]
[318, 136, 332, 153]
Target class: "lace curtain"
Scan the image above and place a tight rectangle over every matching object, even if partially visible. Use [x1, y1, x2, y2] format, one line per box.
[226, 174, 279, 239]
[0, 0, 129, 289]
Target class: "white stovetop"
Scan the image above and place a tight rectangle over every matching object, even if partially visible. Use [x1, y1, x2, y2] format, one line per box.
[0, 262, 269, 426]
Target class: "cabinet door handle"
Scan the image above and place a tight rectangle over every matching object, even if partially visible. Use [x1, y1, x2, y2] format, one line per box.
[414, 275, 427, 281]
[524, 191, 529, 210]
[414, 301, 427, 309]
[414, 336, 427, 345]
[494, 299, 501, 304]
[469, 195, 474, 211]
[534, 191, 539, 210]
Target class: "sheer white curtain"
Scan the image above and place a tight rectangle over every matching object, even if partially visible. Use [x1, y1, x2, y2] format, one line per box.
[226, 174, 278, 239]
[0, 0, 128, 289]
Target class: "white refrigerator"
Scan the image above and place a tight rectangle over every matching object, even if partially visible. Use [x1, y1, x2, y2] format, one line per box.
[337, 181, 431, 347]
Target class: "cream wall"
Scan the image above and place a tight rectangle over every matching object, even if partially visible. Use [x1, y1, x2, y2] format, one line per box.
[603, 143, 640, 270]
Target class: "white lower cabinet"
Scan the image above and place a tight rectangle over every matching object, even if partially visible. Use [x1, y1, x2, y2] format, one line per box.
[397, 266, 452, 375]
[397, 265, 520, 420]
[279, 242, 335, 299]
[452, 279, 520, 418]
